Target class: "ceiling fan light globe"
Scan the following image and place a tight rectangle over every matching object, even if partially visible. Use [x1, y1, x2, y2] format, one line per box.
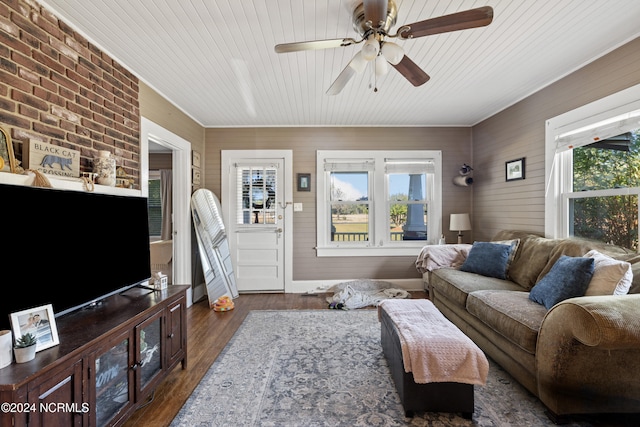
[361, 37, 379, 61]
[349, 51, 368, 73]
[381, 42, 404, 65]
[375, 56, 389, 76]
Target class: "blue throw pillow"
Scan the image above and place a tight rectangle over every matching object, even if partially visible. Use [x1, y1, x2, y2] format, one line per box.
[529, 255, 594, 310]
[459, 241, 513, 279]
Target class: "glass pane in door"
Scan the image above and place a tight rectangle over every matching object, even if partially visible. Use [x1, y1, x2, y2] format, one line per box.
[237, 166, 277, 224]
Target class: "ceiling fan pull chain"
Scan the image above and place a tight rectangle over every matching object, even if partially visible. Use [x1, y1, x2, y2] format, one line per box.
[374, 68, 378, 93]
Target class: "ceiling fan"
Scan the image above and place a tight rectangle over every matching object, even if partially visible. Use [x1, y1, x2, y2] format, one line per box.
[274, 0, 493, 95]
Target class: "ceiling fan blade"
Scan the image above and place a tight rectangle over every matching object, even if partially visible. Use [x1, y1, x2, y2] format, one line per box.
[363, 0, 389, 29]
[398, 6, 493, 39]
[326, 52, 368, 96]
[392, 55, 430, 87]
[275, 38, 357, 53]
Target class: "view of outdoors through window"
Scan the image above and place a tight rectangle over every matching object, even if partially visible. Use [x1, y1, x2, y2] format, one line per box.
[330, 172, 369, 241]
[571, 129, 640, 250]
[388, 173, 427, 241]
[239, 167, 277, 225]
[329, 171, 428, 242]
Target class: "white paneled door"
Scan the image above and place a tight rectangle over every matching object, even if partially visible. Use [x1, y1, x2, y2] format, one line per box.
[221, 150, 292, 292]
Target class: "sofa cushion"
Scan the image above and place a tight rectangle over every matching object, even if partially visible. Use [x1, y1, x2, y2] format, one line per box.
[630, 258, 640, 294]
[459, 241, 515, 279]
[536, 238, 634, 283]
[584, 249, 633, 296]
[491, 238, 521, 278]
[466, 290, 546, 354]
[430, 268, 524, 307]
[507, 236, 559, 291]
[529, 256, 594, 309]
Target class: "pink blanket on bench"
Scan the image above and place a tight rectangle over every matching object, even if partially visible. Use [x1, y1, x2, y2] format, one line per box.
[379, 299, 489, 385]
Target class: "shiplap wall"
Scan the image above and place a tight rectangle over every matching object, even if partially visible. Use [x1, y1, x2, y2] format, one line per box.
[139, 82, 205, 158]
[472, 36, 640, 241]
[204, 127, 472, 281]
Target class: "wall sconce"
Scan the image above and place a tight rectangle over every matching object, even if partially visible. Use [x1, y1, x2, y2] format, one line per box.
[453, 163, 473, 186]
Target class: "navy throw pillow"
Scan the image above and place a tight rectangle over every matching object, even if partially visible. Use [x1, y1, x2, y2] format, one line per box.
[529, 255, 594, 310]
[459, 241, 513, 279]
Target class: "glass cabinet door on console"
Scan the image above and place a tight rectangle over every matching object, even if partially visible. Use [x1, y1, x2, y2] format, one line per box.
[135, 310, 165, 399]
[91, 330, 134, 427]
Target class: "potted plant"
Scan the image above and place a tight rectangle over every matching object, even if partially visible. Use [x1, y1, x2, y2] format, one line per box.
[14, 333, 37, 363]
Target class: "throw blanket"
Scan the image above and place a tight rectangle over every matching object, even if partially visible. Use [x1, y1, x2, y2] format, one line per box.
[415, 244, 472, 273]
[327, 279, 410, 309]
[379, 299, 489, 385]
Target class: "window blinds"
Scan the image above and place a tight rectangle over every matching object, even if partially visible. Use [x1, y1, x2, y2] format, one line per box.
[323, 159, 375, 171]
[384, 159, 435, 174]
[555, 109, 640, 153]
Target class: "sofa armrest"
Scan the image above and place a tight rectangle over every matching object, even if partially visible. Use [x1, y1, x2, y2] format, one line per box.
[549, 295, 640, 348]
[536, 295, 640, 417]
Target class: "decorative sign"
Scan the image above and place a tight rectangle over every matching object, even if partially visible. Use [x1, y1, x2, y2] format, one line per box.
[24, 141, 80, 178]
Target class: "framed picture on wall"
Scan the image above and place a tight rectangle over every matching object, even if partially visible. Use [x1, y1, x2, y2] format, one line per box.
[297, 173, 311, 191]
[192, 151, 201, 168]
[506, 157, 525, 182]
[192, 168, 201, 186]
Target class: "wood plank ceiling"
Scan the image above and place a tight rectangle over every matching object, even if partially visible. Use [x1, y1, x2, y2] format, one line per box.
[40, 0, 640, 127]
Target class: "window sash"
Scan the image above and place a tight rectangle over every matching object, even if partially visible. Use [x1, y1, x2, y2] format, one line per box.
[557, 150, 640, 245]
[326, 170, 372, 246]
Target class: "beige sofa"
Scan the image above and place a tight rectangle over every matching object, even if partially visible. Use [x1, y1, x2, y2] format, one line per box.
[425, 230, 640, 422]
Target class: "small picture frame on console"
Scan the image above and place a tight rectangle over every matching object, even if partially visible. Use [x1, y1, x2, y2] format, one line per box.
[10, 304, 60, 352]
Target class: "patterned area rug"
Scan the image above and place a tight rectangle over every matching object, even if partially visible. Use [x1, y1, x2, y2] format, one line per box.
[171, 310, 636, 426]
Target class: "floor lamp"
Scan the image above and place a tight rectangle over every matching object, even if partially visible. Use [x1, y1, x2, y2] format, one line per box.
[450, 213, 471, 244]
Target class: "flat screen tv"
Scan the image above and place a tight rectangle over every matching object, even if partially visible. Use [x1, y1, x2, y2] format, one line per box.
[0, 183, 151, 330]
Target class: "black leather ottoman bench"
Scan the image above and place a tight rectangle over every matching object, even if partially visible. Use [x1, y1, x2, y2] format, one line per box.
[379, 299, 488, 418]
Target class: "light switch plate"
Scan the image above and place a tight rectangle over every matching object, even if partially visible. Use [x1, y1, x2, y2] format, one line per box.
[294, 203, 303, 212]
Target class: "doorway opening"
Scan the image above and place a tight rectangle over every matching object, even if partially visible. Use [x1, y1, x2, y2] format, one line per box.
[141, 117, 193, 306]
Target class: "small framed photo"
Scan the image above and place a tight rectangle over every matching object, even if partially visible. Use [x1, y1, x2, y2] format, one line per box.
[0, 126, 16, 173]
[192, 151, 201, 168]
[192, 167, 201, 186]
[10, 304, 59, 352]
[297, 173, 311, 192]
[506, 157, 525, 182]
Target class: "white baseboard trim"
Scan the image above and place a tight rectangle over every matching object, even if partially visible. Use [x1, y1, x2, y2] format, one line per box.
[288, 278, 425, 294]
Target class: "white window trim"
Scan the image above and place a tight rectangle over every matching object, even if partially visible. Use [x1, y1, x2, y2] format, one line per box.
[316, 150, 442, 257]
[545, 83, 640, 238]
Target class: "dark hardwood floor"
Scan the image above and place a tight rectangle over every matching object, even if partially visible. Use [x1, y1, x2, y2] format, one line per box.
[123, 291, 427, 427]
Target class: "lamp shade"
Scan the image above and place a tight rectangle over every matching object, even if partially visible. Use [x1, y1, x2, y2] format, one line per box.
[449, 213, 471, 231]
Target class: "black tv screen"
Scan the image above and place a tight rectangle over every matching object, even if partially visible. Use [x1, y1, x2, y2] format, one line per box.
[0, 183, 151, 330]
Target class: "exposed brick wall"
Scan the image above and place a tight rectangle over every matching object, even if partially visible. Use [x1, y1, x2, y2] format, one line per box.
[0, 0, 140, 187]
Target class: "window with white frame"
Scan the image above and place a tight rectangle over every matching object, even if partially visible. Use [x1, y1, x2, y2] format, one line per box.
[316, 150, 442, 257]
[545, 84, 640, 251]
